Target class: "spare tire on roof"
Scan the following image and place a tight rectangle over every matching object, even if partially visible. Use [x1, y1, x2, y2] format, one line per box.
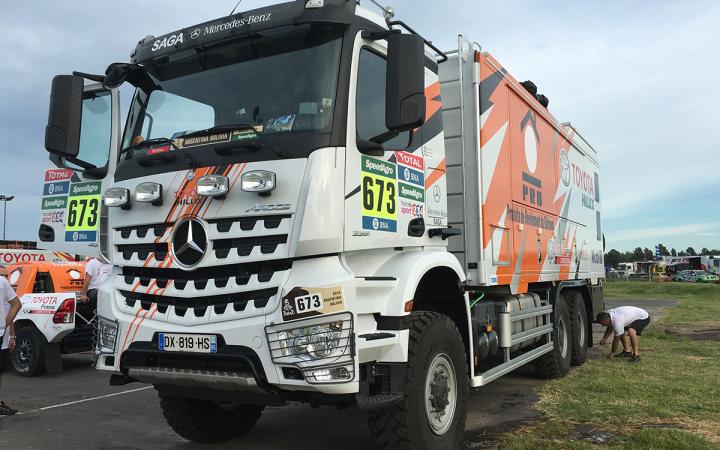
[521, 80, 538, 95]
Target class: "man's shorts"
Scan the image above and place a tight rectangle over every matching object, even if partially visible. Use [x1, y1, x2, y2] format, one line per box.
[0, 349, 9, 375]
[625, 316, 651, 335]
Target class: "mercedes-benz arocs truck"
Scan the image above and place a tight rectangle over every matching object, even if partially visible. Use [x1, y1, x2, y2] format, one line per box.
[40, 1, 604, 447]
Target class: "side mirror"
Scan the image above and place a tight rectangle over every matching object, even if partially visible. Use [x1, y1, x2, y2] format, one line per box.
[385, 33, 426, 132]
[45, 75, 84, 157]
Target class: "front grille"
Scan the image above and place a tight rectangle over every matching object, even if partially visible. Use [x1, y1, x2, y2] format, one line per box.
[113, 213, 293, 324]
[208, 214, 290, 232]
[213, 235, 288, 258]
[117, 222, 168, 239]
[121, 260, 292, 290]
[117, 243, 169, 261]
[120, 287, 278, 317]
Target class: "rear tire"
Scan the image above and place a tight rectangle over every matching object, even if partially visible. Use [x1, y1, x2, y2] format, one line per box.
[534, 294, 572, 378]
[568, 291, 588, 366]
[368, 312, 469, 450]
[159, 394, 263, 444]
[11, 326, 47, 377]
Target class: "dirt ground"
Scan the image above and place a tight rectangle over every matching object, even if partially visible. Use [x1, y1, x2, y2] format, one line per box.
[0, 298, 678, 449]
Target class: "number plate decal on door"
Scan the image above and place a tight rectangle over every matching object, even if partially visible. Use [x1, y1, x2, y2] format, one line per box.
[63, 181, 102, 242]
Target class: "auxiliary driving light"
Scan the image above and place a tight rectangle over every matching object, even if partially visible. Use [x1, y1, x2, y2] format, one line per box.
[103, 188, 131, 209]
[241, 170, 276, 195]
[135, 182, 162, 205]
[197, 175, 229, 197]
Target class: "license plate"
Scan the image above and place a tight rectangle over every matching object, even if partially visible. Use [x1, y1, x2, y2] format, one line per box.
[158, 333, 217, 353]
[294, 292, 324, 314]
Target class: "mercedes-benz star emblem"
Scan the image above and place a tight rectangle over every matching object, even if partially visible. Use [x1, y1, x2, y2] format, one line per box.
[190, 29, 201, 39]
[171, 218, 208, 268]
[433, 185, 442, 203]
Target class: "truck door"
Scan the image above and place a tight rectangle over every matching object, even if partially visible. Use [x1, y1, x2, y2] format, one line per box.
[38, 81, 120, 259]
[344, 32, 444, 251]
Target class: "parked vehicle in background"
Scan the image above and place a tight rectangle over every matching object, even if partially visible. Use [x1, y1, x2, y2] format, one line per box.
[38, 1, 604, 446]
[672, 270, 718, 283]
[7, 261, 95, 376]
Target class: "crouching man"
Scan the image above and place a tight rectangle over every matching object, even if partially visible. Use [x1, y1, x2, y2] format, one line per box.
[596, 306, 650, 363]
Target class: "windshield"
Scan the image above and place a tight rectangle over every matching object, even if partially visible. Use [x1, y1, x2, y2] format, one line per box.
[117, 24, 343, 180]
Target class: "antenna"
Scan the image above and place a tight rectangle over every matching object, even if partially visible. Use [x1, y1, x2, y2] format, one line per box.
[367, 0, 395, 19]
[229, 0, 242, 16]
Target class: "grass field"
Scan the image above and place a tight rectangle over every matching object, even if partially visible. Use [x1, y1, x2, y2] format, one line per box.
[498, 281, 720, 450]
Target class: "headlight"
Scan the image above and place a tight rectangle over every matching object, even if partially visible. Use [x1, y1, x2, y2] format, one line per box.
[277, 323, 343, 360]
[97, 316, 119, 353]
[266, 312, 354, 384]
[241, 170, 276, 195]
[103, 188, 130, 208]
[197, 175, 229, 197]
[135, 182, 162, 205]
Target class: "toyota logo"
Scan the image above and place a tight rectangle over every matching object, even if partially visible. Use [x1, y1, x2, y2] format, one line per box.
[171, 218, 208, 268]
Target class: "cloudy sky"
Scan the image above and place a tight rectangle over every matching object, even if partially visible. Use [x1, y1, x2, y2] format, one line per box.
[1, 0, 718, 252]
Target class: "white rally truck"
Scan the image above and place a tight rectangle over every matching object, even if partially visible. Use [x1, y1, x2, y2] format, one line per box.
[39, 1, 604, 447]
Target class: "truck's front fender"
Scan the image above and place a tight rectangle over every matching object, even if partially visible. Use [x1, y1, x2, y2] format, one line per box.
[375, 248, 465, 317]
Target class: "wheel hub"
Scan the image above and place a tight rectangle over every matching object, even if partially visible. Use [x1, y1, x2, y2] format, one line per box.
[424, 353, 457, 435]
[16, 339, 32, 365]
[429, 371, 450, 412]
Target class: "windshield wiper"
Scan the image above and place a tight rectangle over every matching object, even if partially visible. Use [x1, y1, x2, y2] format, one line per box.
[120, 137, 200, 167]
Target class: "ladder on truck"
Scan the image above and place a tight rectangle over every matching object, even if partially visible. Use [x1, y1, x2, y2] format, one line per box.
[439, 37, 555, 387]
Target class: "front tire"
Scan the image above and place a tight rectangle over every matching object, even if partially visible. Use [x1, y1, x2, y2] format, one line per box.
[159, 393, 263, 444]
[368, 312, 469, 450]
[12, 326, 47, 377]
[534, 294, 572, 378]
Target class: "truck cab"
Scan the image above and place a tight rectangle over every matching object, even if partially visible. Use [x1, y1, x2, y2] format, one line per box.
[40, 1, 603, 447]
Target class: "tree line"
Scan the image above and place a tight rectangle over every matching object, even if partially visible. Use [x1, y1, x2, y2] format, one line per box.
[604, 245, 720, 268]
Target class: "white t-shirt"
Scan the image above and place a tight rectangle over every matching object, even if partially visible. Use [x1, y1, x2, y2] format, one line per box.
[85, 258, 112, 291]
[1, 276, 18, 349]
[609, 306, 649, 336]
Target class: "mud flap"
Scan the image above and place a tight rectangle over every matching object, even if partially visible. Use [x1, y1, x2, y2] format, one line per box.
[44, 343, 63, 375]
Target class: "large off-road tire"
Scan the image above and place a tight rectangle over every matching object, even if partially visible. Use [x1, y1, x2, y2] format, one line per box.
[368, 312, 469, 450]
[534, 294, 572, 378]
[12, 326, 47, 377]
[159, 394, 263, 444]
[567, 290, 589, 366]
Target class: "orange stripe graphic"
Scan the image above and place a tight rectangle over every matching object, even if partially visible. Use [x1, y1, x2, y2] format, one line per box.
[119, 308, 144, 357]
[425, 159, 447, 189]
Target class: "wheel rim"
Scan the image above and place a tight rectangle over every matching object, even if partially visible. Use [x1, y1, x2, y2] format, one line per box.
[558, 316, 569, 359]
[424, 353, 457, 435]
[576, 309, 586, 348]
[14, 337, 33, 369]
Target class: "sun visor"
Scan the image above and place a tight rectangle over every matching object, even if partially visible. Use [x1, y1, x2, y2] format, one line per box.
[131, 0, 356, 64]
